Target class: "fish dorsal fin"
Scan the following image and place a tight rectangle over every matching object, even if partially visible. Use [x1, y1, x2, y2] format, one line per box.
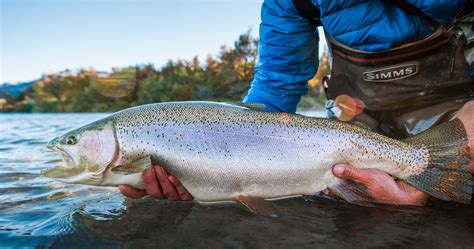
[225, 102, 267, 111]
[111, 156, 151, 175]
[236, 195, 278, 217]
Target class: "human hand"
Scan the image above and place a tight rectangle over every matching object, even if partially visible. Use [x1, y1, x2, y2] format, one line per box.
[332, 164, 429, 205]
[118, 164, 193, 201]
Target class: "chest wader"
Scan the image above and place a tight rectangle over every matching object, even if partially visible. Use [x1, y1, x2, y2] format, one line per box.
[293, 0, 473, 204]
[293, 0, 473, 139]
[327, 25, 472, 139]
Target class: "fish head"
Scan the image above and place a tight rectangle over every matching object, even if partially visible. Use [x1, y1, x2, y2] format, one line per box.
[42, 120, 117, 185]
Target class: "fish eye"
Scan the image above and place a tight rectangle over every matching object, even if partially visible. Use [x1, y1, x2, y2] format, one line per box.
[66, 135, 77, 145]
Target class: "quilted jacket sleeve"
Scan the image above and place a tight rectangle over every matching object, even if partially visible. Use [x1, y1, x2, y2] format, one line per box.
[243, 0, 319, 113]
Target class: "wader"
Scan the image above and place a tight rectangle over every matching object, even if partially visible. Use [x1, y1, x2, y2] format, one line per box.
[326, 24, 473, 139]
[293, 0, 473, 138]
[293, 0, 474, 202]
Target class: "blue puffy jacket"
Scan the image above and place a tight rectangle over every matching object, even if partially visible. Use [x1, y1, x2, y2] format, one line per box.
[243, 0, 468, 113]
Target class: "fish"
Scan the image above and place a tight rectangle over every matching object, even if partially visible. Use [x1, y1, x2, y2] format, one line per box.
[42, 101, 472, 215]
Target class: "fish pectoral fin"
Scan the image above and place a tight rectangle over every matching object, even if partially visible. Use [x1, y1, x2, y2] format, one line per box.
[328, 180, 375, 207]
[236, 195, 278, 217]
[111, 156, 151, 175]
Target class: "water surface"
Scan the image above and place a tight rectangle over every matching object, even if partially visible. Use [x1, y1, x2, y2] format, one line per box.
[0, 113, 473, 248]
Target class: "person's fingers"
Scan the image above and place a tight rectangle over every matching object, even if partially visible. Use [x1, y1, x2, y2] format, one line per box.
[154, 165, 180, 201]
[332, 164, 373, 186]
[142, 167, 164, 198]
[118, 184, 147, 199]
[169, 175, 193, 201]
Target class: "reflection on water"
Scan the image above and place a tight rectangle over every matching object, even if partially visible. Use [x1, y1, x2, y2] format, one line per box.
[0, 113, 473, 248]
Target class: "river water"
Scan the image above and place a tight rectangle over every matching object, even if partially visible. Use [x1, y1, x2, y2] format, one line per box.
[0, 112, 473, 248]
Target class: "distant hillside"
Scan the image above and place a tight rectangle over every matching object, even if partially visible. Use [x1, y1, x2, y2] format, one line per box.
[0, 81, 36, 98]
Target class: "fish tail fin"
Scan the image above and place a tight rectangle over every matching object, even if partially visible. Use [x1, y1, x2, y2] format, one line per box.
[402, 118, 472, 204]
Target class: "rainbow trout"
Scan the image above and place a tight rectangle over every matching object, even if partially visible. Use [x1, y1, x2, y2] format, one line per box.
[43, 102, 472, 213]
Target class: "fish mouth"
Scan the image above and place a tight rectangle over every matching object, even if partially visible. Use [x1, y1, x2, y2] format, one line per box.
[45, 139, 78, 169]
[46, 137, 59, 151]
[41, 147, 84, 181]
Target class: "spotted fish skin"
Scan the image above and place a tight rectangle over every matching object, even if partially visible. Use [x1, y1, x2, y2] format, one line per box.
[107, 101, 429, 202]
[45, 101, 471, 204]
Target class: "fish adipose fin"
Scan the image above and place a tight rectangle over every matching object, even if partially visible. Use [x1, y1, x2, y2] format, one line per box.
[402, 119, 472, 204]
[111, 156, 151, 174]
[236, 195, 278, 217]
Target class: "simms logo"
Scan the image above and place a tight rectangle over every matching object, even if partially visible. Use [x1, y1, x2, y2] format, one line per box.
[363, 63, 418, 82]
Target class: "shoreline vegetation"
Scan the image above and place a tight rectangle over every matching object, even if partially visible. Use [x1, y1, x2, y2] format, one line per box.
[0, 32, 329, 113]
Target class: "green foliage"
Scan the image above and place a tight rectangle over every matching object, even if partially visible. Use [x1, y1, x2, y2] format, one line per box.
[0, 32, 258, 113]
[1, 31, 324, 112]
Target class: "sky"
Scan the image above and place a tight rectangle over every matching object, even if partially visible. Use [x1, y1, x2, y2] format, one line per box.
[1, 0, 262, 83]
[1, 0, 327, 84]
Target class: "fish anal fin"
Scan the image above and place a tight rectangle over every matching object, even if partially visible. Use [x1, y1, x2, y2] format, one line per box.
[329, 180, 375, 207]
[236, 195, 278, 217]
[111, 156, 151, 175]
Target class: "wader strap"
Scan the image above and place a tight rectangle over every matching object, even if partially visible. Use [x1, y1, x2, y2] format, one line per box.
[292, 0, 322, 26]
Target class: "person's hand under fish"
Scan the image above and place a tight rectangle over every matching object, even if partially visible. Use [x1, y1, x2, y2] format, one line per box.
[119, 165, 193, 201]
[330, 164, 429, 205]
